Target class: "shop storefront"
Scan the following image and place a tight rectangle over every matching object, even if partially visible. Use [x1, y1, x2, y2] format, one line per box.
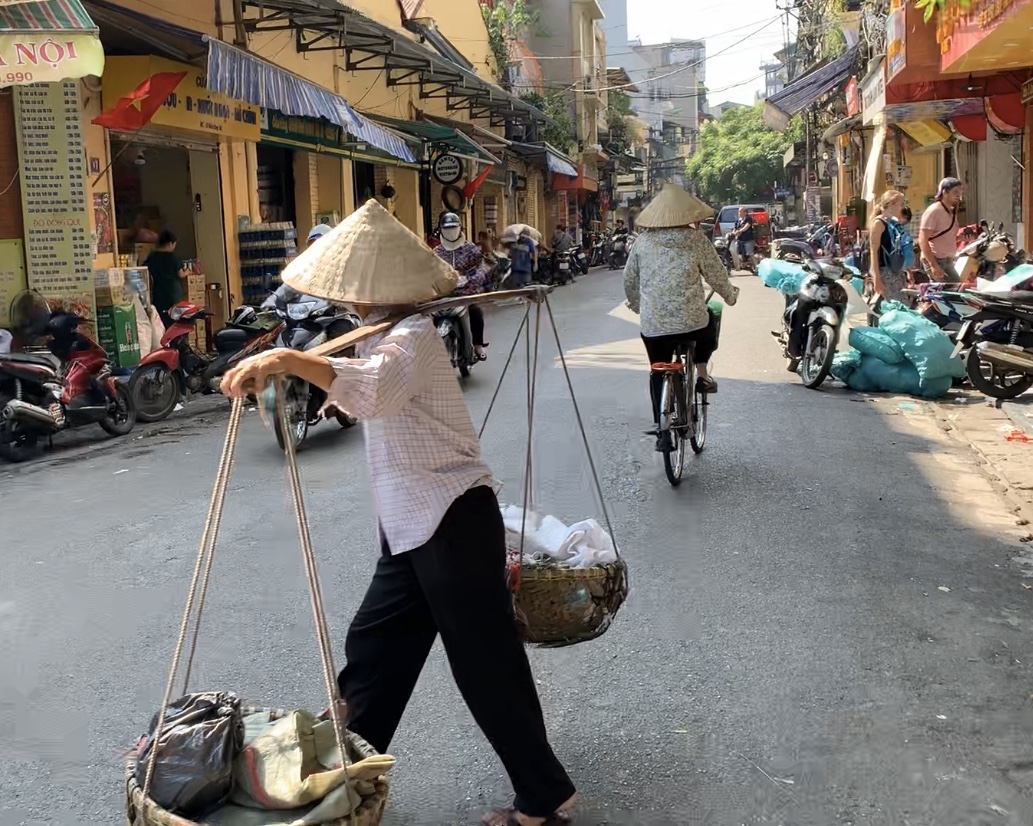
[0, 0, 104, 334]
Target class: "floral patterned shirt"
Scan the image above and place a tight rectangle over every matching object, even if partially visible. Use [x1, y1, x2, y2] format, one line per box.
[623, 227, 739, 337]
[434, 242, 490, 296]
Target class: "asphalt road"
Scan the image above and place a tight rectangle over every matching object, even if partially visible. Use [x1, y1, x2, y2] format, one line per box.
[3, 272, 1033, 825]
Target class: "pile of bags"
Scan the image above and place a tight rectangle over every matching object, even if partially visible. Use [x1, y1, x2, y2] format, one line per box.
[500, 505, 617, 568]
[830, 303, 965, 399]
[135, 692, 394, 826]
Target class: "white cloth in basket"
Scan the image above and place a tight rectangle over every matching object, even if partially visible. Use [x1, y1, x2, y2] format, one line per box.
[500, 505, 617, 568]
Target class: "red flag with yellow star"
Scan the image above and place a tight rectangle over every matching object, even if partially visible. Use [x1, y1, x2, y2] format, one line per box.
[92, 72, 188, 130]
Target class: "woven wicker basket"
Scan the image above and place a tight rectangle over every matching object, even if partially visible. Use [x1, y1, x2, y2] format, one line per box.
[125, 707, 389, 826]
[506, 535, 628, 647]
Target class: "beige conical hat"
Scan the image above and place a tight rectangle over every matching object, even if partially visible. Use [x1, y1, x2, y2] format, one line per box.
[281, 199, 458, 305]
[636, 183, 715, 228]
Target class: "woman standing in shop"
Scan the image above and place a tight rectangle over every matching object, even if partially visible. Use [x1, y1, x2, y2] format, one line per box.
[144, 230, 189, 328]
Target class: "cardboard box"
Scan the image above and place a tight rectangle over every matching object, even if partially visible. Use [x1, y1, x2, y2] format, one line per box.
[95, 285, 127, 307]
[186, 273, 206, 304]
[96, 304, 141, 369]
[94, 267, 124, 289]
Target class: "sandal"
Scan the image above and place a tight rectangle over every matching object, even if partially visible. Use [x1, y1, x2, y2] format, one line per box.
[481, 808, 571, 826]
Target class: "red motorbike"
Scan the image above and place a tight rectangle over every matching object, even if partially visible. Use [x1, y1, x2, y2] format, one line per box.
[128, 300, 284, 423]
[0, 291, 135, 462]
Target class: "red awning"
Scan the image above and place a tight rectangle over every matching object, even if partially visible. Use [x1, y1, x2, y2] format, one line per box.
[986, 93, 1024, 132]
[551, 165, 598, 192]
[952, 113, 987, 142]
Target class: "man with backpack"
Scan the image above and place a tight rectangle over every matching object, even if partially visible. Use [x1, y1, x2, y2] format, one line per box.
[919, 177, 963, 282]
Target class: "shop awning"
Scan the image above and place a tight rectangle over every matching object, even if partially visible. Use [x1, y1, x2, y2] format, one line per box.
[508, 141, 579, 178]
[0, 0, 104, 87]
[763, 46, 859, 131]
[205, 38, 415, 163]
[365, 114, 501, 164]
[821, 114, 862, 143]
[237, 0, 547, 128]
[81, 0, 414, 162]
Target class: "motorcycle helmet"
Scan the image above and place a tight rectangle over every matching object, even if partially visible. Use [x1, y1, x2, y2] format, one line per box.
[230, 305, 258, 326]
[439, 212, 463, 244]
[307, 223, 332, 244]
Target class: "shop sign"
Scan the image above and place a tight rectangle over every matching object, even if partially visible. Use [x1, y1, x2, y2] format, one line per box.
[936, 0, 1023, 53]
[102, 55, 259, 141]
[1021, 77, 1033, 106]
[0, 32, 104, 88]
[12, 81, 96, 327]
[432, 153, 463, 185]
[885, 1, 906, 83]
[860, 61, 887, 126]
[845, 77, 859, 117]
[260, 109, 348, 150]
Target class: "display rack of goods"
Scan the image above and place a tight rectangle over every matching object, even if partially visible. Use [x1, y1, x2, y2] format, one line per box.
[239, 223, 298, 306]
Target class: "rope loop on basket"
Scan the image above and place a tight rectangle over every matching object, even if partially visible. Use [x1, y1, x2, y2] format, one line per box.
[477, 293, 623, 592]
[143, 383, 349, 805]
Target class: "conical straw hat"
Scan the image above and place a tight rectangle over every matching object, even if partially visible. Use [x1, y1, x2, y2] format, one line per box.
[636, 183, 715, 228]
[281, 199, 458, 305]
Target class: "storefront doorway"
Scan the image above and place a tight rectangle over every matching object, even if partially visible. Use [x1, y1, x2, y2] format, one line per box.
[109, 135, 228, 308]
[354, 161, 376, 206]
[256, 144, 297, 225]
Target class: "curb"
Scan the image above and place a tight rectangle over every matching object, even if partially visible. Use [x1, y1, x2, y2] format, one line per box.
[1003, 399, 1033, 436]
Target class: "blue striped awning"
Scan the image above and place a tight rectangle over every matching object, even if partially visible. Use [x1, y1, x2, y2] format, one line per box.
[546, 151, 578, 178]
[205, 38, 415, 163]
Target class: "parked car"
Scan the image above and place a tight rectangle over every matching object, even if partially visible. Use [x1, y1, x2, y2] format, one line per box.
[714, 204, 771, 254]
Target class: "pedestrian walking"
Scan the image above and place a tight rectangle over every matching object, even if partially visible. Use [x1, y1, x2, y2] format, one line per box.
[144, 230, 189, 329]
[919, 177, 963, 282]
[867, 190, 908, 302]
[220, 200, 577, 826]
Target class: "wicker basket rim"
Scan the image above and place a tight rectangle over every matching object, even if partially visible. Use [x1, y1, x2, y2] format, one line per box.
[518, 558, 626, 582]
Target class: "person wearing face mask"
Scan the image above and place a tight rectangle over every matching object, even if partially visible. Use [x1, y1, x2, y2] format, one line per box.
[433, 212, 489, 360]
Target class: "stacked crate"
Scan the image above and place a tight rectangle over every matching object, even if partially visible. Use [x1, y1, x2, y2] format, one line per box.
[239, 222, 298, 306]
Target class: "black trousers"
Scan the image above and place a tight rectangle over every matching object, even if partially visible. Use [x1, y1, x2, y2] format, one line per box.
[338, 486, 575, 817]
[642, 312, 718, 426]
[469, 304, 485, 347]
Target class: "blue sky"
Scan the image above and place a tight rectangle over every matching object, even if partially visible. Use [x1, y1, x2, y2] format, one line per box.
[628, 0, 793, 105]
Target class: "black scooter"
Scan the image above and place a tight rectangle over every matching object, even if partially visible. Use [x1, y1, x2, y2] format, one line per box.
[264, 284, 360, 450]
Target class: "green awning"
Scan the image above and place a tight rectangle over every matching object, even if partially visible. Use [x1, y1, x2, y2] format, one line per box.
[366, 114, 500, 164]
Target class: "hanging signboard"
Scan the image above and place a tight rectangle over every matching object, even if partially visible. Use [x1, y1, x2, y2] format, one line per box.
[845, 77, 859, 117]
[102, 55, 259, 141]
[0, 29, 104, 88]
[885, 1, 907, 83]
[13, 81, 95, 326]
[860, 60, 887, 126]
[432, 153, 464, 185]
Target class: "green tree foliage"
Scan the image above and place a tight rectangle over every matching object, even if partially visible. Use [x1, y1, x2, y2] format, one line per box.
[913, 0, 971, 24]
[605, 90, 633, 154]
[519, 90, 577, 154]
[480, 0, 538, 89]
[685, 105, 797, 204]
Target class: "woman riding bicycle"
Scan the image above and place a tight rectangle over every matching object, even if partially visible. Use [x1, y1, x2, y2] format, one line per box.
[623, 184, 739, 449]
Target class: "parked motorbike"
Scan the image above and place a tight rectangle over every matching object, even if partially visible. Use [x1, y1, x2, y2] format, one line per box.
[953, 222, 1024, 282]
[264, 284, 361, 451]
[434, 306, 477, 378]
[713, 235, 734, 273]
[572, 245, 589, 275]
[0, 291, 135, 462]
[609, 232, 630, 269]
[552, 250, 575, 285]
[949, 266, 1033, 399]
[128, 300, 283, 422]
[777, 259, 851, 389]
[588, 233, 606, 268]
[775, 223, 837, 263]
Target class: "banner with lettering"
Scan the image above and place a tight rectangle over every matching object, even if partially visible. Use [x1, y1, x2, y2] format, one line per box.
[0, 27, 104, 87]
[101, 55, 260, 141]
[13, 81, 96, 329]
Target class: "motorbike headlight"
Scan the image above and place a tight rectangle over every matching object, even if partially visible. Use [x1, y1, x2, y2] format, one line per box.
[287, 302, 316, 320]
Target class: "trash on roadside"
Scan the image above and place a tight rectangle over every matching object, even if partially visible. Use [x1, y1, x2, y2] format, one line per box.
[938, 585, 951, 593]
[1006, 430, 1030, 443]
[114, 469, 129, 474]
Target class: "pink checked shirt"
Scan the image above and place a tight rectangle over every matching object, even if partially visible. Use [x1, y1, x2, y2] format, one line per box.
[327, 311, 495, 554]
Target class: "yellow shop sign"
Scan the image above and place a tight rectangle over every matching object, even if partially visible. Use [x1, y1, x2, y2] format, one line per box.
[101, 55, 260, 141]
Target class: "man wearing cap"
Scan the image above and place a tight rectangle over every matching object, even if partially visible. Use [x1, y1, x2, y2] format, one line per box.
[307, 223, 333, 247]
[221, 200, 577, 826]
[918, 177, 963, 282]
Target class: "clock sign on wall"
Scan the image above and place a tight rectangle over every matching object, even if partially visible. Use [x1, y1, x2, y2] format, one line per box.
[432, 153, 464, 185]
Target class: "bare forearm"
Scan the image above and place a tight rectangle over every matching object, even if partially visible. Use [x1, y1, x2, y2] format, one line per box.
[280, 349, 338, 392]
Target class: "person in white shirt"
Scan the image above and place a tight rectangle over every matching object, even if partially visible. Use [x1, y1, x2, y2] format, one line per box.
[222, 200, 576, 826]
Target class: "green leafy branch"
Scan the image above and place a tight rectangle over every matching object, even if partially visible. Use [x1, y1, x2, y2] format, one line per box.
[480, 0, 539, 89]
[913, 0, 971, 25]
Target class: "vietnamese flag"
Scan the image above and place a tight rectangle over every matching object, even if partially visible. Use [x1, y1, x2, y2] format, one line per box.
[92, 72, 188, 130]
[462, 164, 494, 200]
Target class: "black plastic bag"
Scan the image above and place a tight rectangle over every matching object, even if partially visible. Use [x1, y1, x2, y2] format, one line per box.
[134, 691, 244, 818]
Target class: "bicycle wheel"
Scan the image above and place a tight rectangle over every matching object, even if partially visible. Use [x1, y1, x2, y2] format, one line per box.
[661, 373, 687, 486]
[690, 377, 708, 453]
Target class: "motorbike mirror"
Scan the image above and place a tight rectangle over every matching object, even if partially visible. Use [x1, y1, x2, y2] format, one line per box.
[980, 220, 988, 229]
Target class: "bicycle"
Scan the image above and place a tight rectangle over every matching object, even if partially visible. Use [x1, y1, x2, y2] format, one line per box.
[651, 342, 708, 486]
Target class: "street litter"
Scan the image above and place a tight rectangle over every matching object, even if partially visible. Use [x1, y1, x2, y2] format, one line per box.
[938, 586, 951, 593]
[1006, 430, 1030, 443]
[114, 469, 129, 474]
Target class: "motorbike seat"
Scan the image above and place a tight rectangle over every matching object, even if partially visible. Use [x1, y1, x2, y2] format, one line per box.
[213, 326, 251, 354]
[2, 351, 60, 370]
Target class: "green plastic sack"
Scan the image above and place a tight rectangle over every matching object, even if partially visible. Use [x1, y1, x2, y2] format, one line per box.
[857, 355, 953, 399]
[831, 349, 878, 390]
[876, 306, 966, 382]
[849, 327, 905, 365]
